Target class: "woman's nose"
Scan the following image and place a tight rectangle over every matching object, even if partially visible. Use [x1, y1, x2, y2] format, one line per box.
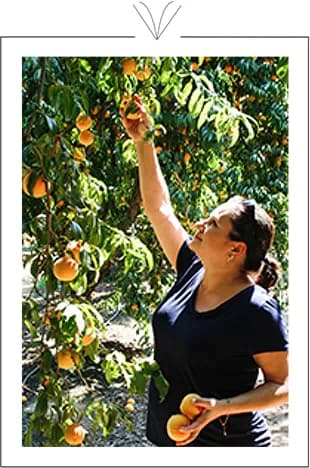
[194, 220, 207, 231]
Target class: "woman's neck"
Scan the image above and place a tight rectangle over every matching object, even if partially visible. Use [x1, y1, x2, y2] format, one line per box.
[199, 269, 254, 295]
[196, 271, 254, 313]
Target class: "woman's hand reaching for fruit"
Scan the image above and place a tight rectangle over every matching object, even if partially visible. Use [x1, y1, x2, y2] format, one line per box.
[120, 95, 152, 143]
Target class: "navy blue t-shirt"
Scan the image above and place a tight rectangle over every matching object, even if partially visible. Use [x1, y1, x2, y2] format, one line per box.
[146, 240, 288, 446]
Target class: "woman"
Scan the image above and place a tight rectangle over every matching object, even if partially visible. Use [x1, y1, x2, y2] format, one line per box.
[120, 96, 288, 447]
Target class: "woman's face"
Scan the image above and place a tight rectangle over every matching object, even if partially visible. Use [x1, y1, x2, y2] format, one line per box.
[188, 205, 238, 266]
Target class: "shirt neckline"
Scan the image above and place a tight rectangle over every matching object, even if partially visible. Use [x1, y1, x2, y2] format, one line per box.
[191, 281, 255, 317]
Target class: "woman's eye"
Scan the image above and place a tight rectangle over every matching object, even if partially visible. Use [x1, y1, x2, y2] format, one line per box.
[207, 219, 216, 226]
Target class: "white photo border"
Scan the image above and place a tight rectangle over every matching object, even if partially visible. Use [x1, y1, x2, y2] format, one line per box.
[0, 26, 309, 468]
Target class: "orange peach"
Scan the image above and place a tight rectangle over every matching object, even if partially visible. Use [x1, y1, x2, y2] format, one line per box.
[166, 414, 191, 442]
[179, 393, 201, 420]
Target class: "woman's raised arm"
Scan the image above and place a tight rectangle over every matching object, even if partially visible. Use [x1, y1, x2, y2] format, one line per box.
[121, 96, 187, 270]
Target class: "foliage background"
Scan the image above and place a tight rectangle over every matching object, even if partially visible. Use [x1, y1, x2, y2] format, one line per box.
[22, 56, 288, 446]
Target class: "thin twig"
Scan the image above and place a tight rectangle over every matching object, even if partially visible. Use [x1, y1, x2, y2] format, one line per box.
[22, 383, 39, 396]
[39, 143, 54, 347]
[23, 366, 40, 384]
[76, 368, 96, 393]
[22, 355, 41, 368]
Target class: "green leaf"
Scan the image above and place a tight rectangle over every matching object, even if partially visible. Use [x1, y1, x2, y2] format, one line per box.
[46, 261, 58, 294]
[161, 82, 175, 98]
[88, 222, 101, 245]
[69, 274, 88, 295]
[129, 237, 154, 272]
[23, 420, 34, 446]
[30, 255, 41, 278]
[102, 354, 121, 384]
[214, 108, 230, 136]
[24, 319, 37, 337]
[153, 370, 170, 403]
[188, 87, 202, 114]
[41, 348, 53, 372]
[35, 391, 48, 417]
[191, 95, 205, 119]
[198, 56, 205, 67]
[90, 245, 106, 269]
[69, 221, 83, 239]
[47, 84, 58, 106]
[50, 423, 64, 445]
[229, 121, 240, 147]
[129, 369, 148, 396]
[197, 99, 214, 129]
[160, 69, 171, 85]
[105, 407, 118, 434]
[180, 80, 193, 106]
[79, 90, 90, 113]
[239, 114, 255, 141]
[199, 75, 215, 93]
[63, 87, 74, 121]
[45, 115, 58, 134]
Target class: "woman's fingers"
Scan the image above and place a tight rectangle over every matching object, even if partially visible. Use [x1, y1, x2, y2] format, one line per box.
[121, 113, 142, 131]
[133, 99, 151, 128]
[192, 397, 217, 409]
[120, 95, 149, 120]
[175, 429, 200, 447]
[119, 94, 152, 143]
[175, 399, 221, 446]
[133, 94, 144, 107]
[179, 410, 211, 433]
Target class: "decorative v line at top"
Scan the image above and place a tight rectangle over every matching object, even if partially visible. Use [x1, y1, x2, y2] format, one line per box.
[133, 1, 182, 40]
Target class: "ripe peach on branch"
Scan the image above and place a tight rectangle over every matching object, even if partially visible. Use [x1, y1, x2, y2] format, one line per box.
[64, 423, 87, 446]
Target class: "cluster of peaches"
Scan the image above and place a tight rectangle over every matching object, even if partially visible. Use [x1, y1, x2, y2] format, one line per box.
[73, 112, 95, 161]
[22, 113, 94, 199]
[22, 112, 97, 283]
[22, 95, 141, 286]
[121, 57, 151, 81]
[166, 393, 202, 443]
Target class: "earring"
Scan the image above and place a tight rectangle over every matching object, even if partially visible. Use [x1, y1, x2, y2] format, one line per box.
[227, 253, 234, 263]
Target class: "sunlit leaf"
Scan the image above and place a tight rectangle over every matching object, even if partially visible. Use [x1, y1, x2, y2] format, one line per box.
[188, 87, 202, 114]
[197, 99, 213, 129]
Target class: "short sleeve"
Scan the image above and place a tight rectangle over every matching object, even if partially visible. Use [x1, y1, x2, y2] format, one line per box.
[247, 297, 288, 355]
[176, 238, 198, 278]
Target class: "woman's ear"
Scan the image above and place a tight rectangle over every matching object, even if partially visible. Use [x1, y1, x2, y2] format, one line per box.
[231, 242, 247, 257]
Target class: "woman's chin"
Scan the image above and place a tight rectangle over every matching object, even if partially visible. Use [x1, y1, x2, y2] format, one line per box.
[188, 238, 199, 252]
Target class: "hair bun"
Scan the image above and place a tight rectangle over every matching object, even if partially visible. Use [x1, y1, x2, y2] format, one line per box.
[256, 255, 280, 291]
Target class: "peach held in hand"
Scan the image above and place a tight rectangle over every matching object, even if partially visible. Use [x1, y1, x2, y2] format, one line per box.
[166, 414, 191, 442]
[179, 393, 202, 420]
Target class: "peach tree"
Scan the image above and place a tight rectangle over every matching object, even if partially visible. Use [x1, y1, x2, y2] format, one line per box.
[22, 56, 288, 445]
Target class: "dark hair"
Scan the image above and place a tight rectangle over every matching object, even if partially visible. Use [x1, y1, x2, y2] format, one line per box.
[255, 255, 280, 292]
[225, 196, 280, 290]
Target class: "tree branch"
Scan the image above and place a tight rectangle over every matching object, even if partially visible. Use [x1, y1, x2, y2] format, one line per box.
[24, 57, 46, 141]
